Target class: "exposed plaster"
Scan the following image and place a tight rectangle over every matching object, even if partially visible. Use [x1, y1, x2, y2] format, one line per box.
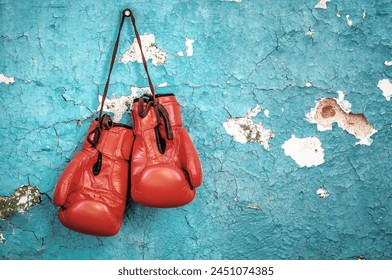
[315, 0, 331, 10]
[377, 79, 392, 101]
[121, 34, 168, 66]
[223, 104, 274, 150]
[384, 61, 392, 66]
[98, 86, 158, 122]
[306, 31, 314, 37]
[306, 94, 377, 146]
[0, 230, 5, 244]
[0, 73, 15, 84]
[0, 185, 41, 220]
[281, 135, 325, 168]
[264, 109, 270, 118]
[177, 38, 195, 57]
[246, 205, 261, 210]
[317, 187, 330, 198]
[346, 15, 353, 27]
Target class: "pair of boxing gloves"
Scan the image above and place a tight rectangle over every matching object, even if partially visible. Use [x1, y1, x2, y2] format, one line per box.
[53, 93, 203, 236]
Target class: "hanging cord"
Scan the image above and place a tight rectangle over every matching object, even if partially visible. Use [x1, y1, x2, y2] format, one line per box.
[89, 8, 173, 148]
[125, 8, 173, 140]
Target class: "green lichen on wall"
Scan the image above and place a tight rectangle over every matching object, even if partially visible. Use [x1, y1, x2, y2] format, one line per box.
[0, 185, 41, 220]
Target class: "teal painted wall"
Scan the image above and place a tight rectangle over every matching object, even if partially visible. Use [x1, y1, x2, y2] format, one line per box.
[0, 0, 391, 259]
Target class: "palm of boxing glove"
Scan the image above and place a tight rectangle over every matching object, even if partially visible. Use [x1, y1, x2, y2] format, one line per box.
[53, 119, 133, 236]
[131, 94, 202, 208]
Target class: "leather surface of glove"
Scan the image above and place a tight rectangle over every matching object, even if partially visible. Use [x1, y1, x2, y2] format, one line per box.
[131, 94, 202, 208]
[53, 116, 133, 236]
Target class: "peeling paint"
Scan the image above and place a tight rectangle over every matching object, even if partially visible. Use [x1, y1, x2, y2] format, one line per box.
[315, 0, 331, 10]
[281, 135, 324, 168]
[377, 79, 392, 101]
[98, 92, 136, 123]
[306, 81, 313, 87]
[317, 187, 330, 198]
[0, 185, 41, 220]
[246, 205, 261, 210]
[121, 34, 168, 66]
[306, 30, 314, 37]
[0, 73, 15, 84]
[0, 229, 5, 244]
[306, 95, 377, 145]
[264, 109, 270, 118]
[346, 15, 353, 27]
[384, 61, 392, 66]
[223, 104, 274, 150]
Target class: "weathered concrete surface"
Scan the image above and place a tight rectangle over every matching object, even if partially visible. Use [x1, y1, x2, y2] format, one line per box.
[0, 0, 391, 259]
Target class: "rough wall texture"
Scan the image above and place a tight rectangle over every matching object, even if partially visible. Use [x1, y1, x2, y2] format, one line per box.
[0, 0, 391, 260]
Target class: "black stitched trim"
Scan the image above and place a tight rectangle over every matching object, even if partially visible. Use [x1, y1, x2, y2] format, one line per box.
[93, 151, 103, 176]
[154, 126, 166, 154]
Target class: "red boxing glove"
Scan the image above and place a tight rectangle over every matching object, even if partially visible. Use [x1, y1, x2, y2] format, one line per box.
[53, 115, 133, 236]
[131, 94, 203, 208]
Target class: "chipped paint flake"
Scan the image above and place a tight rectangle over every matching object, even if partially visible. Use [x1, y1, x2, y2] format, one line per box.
[315, 0, 331, 9]
[246, 205, 261, 210]
[177, 51, 184, 57]
[377, 79, 392, 101]
[0, 185, 41, 220]
[306, 30, 314, 37]
[223, 104, 274, 150]
[317, 187, 330, 198]
[346, 15, 353, 27]
[384, 61, 392, 66]
[0, 73, 15, 84]
[281, 135, 324, 168]
[185, 38, 195, 56]
[264, 109, 270, 118]
[0, 231, 5, 244]
[121, 34, 168, 66]
[336, 10, 341, 17]
[306, 81, 313, 87]
[306, 96, 377, 145]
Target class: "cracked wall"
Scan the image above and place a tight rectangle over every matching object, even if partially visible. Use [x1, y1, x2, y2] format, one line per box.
[0, 0, 391, 260]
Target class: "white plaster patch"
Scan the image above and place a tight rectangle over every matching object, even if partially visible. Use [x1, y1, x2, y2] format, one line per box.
[362, 11, 367, 21]
[223, 104, 274, 150]
[377, 79, 392, 101]
[306, 31, 314, 37]
[317, 187, 330, 198]
[346, 15, 353, 27]
[306, 81, 313, 87]
[336, 11, 341, 17]
[384, 61, 392, 66]
[121, 34, 168, 66]
[98, 87, 151, 122]
[336, 90, 352, 113]
[0, 232, 5, 243]
[315, 0, 331, 9]
[264, 109, 270, 118]
[157, 82, 168, 88]
[246, 205, 261, 210]
[281, 135, 325, 168]
[0, 73, 15, 84]
[177, 51, 184, 57]
[185, 38, 195, 56]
